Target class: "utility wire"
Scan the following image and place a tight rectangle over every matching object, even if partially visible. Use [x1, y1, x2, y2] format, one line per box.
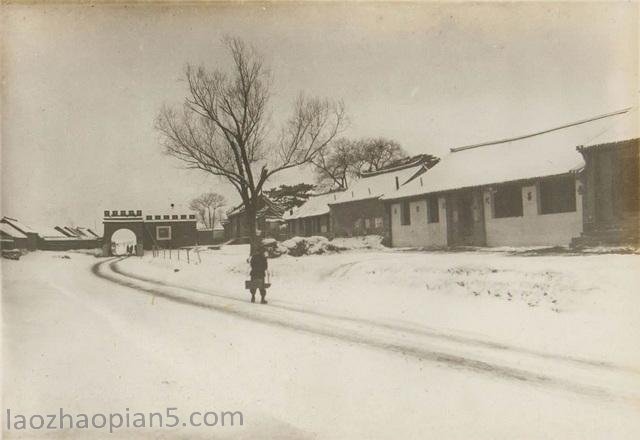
[450, 107, 633, 153]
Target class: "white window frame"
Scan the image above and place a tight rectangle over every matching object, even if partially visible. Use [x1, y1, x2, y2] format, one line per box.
[156, 226, 172, 240]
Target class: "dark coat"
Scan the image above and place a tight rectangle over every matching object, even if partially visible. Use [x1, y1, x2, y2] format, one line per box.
[250, 254, 268, 278]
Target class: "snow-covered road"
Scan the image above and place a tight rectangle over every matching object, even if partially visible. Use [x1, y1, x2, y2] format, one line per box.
[3, 251, 640, 439]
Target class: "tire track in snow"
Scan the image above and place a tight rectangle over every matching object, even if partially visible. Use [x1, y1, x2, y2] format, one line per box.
[111, 257, 637, 376]
[92, 257, 638, 404]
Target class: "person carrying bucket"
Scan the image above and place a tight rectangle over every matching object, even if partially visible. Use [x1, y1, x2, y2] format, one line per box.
[246, 244, 269, 304]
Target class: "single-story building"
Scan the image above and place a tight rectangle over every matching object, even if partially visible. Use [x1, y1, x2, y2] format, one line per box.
[197, 222, 225, 245]
[223, 195, 285, 243]
[0, 222, 28, 250]
[328, 155, 436, 243]
[39, 225, 102, 251]
[382, 108, 638, 248]
[284, 191, 344, 238]
[1, 217, 38, 250]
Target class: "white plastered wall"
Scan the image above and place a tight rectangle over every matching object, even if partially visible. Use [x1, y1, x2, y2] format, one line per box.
[390, 197, 447, 247]
[483, 178, 583, 247]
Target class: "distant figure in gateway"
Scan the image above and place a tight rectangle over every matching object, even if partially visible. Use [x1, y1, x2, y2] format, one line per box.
[247, 245, 269, 304]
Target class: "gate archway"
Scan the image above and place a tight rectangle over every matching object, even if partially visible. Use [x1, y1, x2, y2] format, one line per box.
[110, 228, 137, 255]
[103, 210, 144, 256]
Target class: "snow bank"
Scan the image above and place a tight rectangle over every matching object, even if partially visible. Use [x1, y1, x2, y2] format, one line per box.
[129, 246, 640, 367]
[267, 235, 386, 257]
[329, 235, 385, 250]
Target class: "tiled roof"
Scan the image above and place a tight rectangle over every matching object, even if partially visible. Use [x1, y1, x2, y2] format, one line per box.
[0, 223, 27, 239]
[330, 164, 425, 205]
[1, 217, 36, 234]
[283, 191, 345, 220]
[226, 195, 284, 218]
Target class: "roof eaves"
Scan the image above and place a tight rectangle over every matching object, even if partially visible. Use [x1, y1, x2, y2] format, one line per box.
[382, 170, 581, 202]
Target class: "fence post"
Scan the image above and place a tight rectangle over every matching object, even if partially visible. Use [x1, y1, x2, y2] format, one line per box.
[177, 249, 180, 261]
[186, 249, 190, 264]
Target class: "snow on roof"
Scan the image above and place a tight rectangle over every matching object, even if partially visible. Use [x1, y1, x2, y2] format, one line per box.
[38, 227, 69, 238]
[226, 195, 284, 218]
[581, 109, 639, 148]
[63, 227, 81, 237]
[40, 236, 90, 242]
[284, 191, 345, 220]
[197, 221, 225, 231]
[0, 223, 28, 239]
[383, 107, 637, 201]
[78, 227, 101, 238]
[330, 164, 425, 205]
[1, 217, 36, 234]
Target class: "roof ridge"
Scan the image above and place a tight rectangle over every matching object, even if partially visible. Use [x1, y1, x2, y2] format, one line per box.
[450, 107, 633, 153]
[359, 155, 429, 177]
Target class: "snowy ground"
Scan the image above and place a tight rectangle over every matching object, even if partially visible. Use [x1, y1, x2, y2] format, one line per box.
[2, 247, 640, 439]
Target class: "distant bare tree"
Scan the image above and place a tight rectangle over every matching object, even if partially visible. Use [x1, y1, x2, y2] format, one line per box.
[312, 136, 410, 189]
[189, 192, 227, 229]
[354, 137, 408, 173]
[312, 138, 359, 190]
[156, 37, 347, 252]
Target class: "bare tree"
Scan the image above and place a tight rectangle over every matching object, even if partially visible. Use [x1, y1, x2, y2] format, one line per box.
[312, 137, 410, 189]
[354, 137, 408, 173]
[189, 192, 227, 230]
[311, 138, 359, 190]
[156, 37, 346, 251]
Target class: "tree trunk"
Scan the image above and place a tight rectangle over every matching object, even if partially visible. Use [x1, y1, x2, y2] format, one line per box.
[211, 208, 216, 243]
[245, 202, 258, 255]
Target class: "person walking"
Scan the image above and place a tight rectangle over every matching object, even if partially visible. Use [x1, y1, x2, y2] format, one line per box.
[248, 247, 269, 304]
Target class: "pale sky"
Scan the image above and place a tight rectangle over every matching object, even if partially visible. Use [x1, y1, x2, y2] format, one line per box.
[2, 2, 637, 233]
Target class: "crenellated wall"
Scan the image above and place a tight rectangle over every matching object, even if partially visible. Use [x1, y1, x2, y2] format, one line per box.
[102, 210, 197, 255]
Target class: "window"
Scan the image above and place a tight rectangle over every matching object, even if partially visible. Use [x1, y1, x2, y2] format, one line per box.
[493, 184, 523, 218]
[364, 218, 371, 229]
[374, 217, 383, 229]
[401, 201, 411, 225]
[353, 218, 363, 233]
[427, 196, 439, 223]
[539, 176, 576, 214]
[156, 226, 172, 240]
